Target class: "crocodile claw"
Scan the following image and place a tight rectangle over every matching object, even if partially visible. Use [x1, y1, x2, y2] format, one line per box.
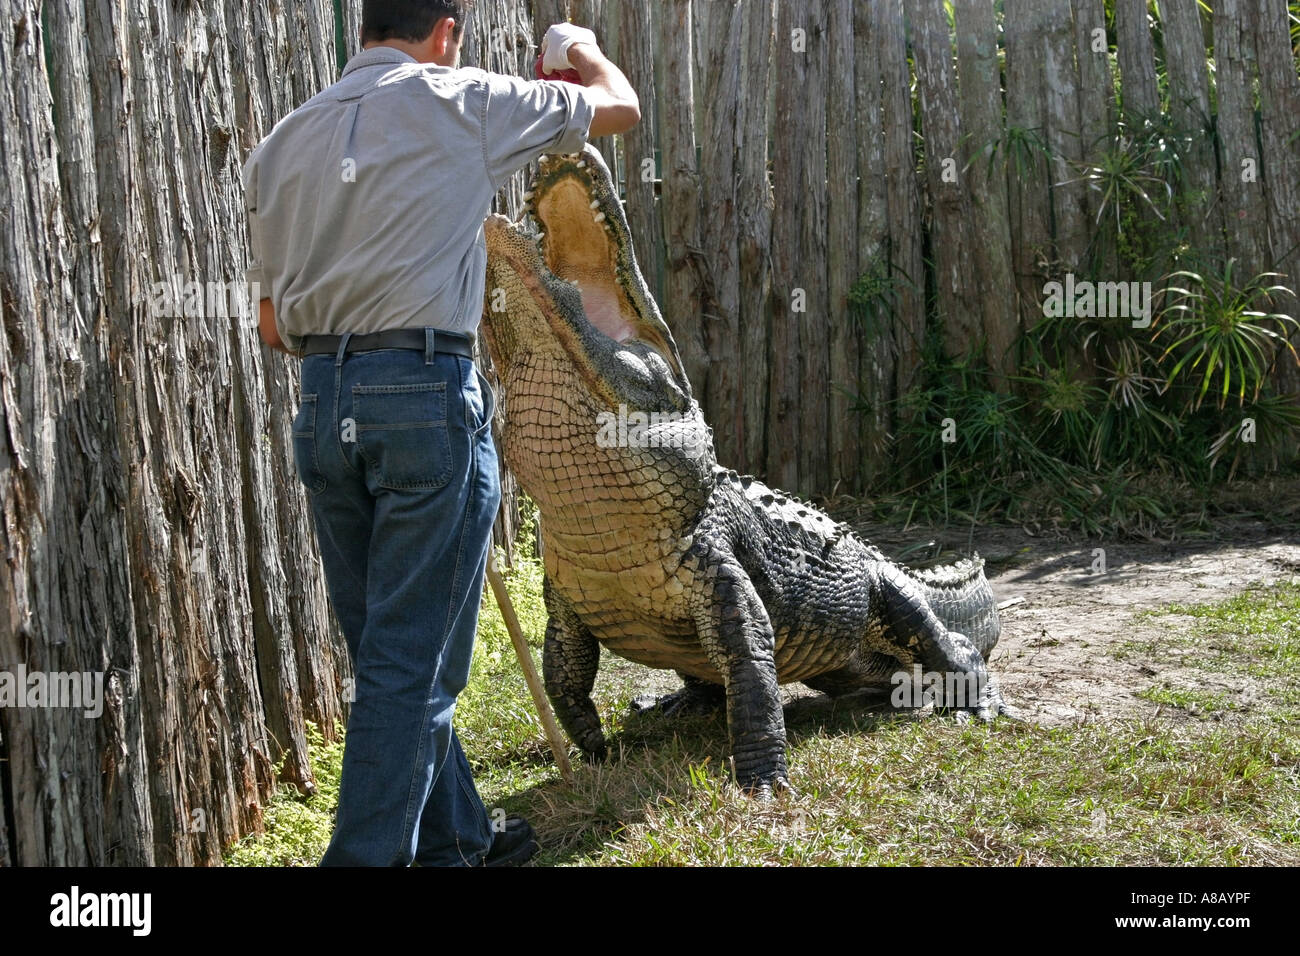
[579, 741, 608, 764]
[629, 681, 726, 718]
[946, 686, 1022, 724]
[984, 698, 1025, 722]
[740, 774, 799, 802]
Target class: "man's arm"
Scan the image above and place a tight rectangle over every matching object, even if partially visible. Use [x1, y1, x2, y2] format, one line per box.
[244, 159, 289, 355]
[259, 297, 291, 354]
[566, 43, 640, 137]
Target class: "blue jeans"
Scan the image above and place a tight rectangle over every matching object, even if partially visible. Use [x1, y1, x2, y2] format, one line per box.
[291, 331, 500, 866]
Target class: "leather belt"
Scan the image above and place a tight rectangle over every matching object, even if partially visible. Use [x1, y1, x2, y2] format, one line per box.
[299, 328, 475, 358]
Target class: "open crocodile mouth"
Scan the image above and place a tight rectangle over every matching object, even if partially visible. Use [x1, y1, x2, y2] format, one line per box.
[528, 150, 641, 342]
[482, 144, 688, 392]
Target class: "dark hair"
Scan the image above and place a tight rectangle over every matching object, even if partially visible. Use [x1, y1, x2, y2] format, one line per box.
[362, 1, 474, 44]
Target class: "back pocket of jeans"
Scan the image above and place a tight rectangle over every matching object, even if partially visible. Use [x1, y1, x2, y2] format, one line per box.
[353, 382, 453, 491]
[292, 393, 327, 494]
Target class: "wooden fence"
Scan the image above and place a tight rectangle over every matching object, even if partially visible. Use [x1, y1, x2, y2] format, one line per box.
[0, 0, 374, 866]
[546, 0, 1300, 499]
[0, 0, 1297, 864]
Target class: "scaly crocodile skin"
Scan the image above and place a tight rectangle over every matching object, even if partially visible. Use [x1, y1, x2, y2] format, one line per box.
[482, 144, 1014, 796]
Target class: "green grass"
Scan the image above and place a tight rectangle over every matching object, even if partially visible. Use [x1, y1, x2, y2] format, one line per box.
[224, 720, 344, 866]
[1136, 684, 1236, 715]
[459, 540, 550, 768]
[560, 717, 1299, 866]
[1124, 580, 1300, 713]
[226, 551, 1300, 866]
[1157, 583, 1300, 674]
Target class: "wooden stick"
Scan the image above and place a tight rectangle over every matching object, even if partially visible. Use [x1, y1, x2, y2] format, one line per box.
[485, 556, 575, 785]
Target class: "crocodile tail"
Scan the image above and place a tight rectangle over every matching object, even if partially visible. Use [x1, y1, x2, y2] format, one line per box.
[904, 554, 1001, 657]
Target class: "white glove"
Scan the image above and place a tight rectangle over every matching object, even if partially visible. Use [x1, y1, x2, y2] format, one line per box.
[541, 23, 598, 73]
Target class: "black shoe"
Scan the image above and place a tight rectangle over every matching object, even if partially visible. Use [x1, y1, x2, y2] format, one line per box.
[483, 816, 539, 867]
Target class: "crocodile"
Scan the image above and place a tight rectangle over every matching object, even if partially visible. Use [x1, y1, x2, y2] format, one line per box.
[481, 143, 1014, 797]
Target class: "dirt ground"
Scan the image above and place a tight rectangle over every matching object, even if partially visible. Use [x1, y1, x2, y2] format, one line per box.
[885, 520, 1298, 725]
[596, 517, 1300, 724]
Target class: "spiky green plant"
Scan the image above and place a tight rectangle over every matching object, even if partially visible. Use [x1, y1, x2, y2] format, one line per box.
[1154, 262, 1300, 411]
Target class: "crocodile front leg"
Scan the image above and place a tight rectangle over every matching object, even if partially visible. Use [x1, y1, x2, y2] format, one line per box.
[875, 562, 1014, 720]
[541, 576, 607, 760]
[687, 547, 791, 798]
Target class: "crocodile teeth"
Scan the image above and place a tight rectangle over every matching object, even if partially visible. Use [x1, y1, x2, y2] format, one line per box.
[590, 200, 600, 209]
[539, 154, 549, 161]
[535, 232, 545, 241]
[576, 161, 586, 168]
[523, 191, 534, 200]
[594, 212, 606, 223]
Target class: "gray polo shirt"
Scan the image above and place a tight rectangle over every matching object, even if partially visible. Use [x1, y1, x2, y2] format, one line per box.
[242, 46, 595, 350]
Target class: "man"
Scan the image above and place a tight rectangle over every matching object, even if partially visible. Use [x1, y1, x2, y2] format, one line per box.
[241, 0, 639, 866]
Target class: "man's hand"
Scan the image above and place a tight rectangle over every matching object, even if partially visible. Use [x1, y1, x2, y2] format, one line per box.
[536, 24, 640, 138]
[540, 23, 597, 74]
[258, 297, 292, 354]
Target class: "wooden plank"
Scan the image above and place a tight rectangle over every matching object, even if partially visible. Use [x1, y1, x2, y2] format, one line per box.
[854, 0, 894, 483]
[1043, 7, 1089, 273]
[876, 0, 925, 427]
[660, 0, 711, 397]
[699, 1, 744, 467]
[0, 0, 353, 866]
[794, 1, 829, 496]
[765, 0, 810, 491]
[1115, 0, 1159, 121]
[955, 0, 1017, 385]
[737, 0, 773, 476]
[909, 0, 980, 361]
[533, 0, 570, 33]
[1253, 0, 1300, 395]
[827, 0, 860, 492]
[1213, 0, 1271, 280]
[1161, 0, 1222, 256]
[1072, 0, 1116, 274]
[0, 0, 87, 865]
[1004, 0, 1053, 349]
[618, 0, 665, 306]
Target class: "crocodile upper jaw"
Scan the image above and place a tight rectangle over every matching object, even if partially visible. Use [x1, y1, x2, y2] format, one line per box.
[481, 144, 691, 404]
